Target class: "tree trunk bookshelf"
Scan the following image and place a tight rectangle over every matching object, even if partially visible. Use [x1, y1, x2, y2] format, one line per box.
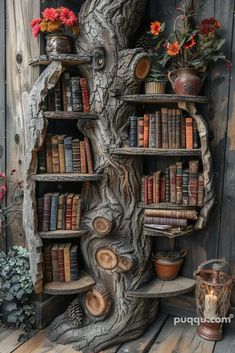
[23, 0, 215, 352]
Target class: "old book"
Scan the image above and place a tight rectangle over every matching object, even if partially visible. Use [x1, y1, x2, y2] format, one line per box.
[189, 160, 199, 206]
[176, 109, 181, 149]
[70, 245, 79, 281]
[42, 193, 52, 232]
[58, 135, 66, 173]
[37, 197, 44, 232]
[38, 147, 46, 173]
[43, 244, 53, 283]
[144, 216, 188, 227]
[167, 109, 173, 149]
[54, 80, 62, 111]
[62, 192, 68, 230]
[172, 109, 176, 148]
[57, 243, 66, 282]
[66, 193, 74, 230]
[51, 135, 60, 173]
[64, 243, 72, 282]
[153, 171, 161, 204]
[129, 116, 138, 147]
[51, 243, 59, 282]
[186, 117, 193, 149]
[144, 208, 198, 220]
[147, 176, 153, 205]
[165, 168, 170, 203]
[80, 141, 87, 173]
[155, 111, 162, 148]
[64, 136, 73, 173]
[72, 138, 81, 173]
[137, 117, 144, 147]
[84, 137, 94, 174]
[57, 194, 66, 230]
[72, 194, 81, 230]
[193, 120, 199, 149]
[45, 135, 53, 173]
[176, 162, 183, 204]
[149, 114, 156, 148]
[70, 76, 83, 112]
[161, 108, 168, 148]
[198, 173, 204, 207]
[61, 72, 72, 112]
[80, 78, 90, 112]
[141, 176, 145, 203]
[143, 114, 150, 148]
[182, 169, 189, 205]
[170, 164, 176, 204]
[50, 192, 60, 231]
[181, 116, 186, 149]
[160, 175, 166, 202]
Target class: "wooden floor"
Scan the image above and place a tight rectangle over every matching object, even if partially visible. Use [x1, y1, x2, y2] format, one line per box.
[0, 314, 234, 353]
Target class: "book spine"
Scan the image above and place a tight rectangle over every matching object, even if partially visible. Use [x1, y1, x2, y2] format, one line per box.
[70, 248, 79, 281]
[182, 169, 189, 205]
[176, 162, 183, 204]
[50, 194, 59, 231]
[46, 136, 53, 173]
[80, 78, 90, 113]
[66, 195, 74, 230]
[144, 216, 188, 226]
[61, 72, 72, 112]
[154, 171, 161, 204]
[37, 197, 44, 232]
[64, 245, 71, 282]
[160, 175, 166, 202]
[64, 137, 73, 173]
[58, 136, 66, 173]
[186, 117, 193, 149]
[144, 208, 198, 220]
[129, 116, 138, 147]
[72, 196, 79, 230]
[155, 111, 162, 148]
[72, 139, 81, 173]
[57, 195, 64, 230]
[38, 148, 46, 173]
[143, 114, 150, 148]
[198, 173, 204, 207]
[54, 80, 62, 111]
[176, 109, 181, 149]
[80, 141, 87, 173]
[189, 160, 199, 206]
[181, 117, 186, 149]
[137, 117, 144, 147]
[44, 246, 53, 282]
[172, 109, 176, 148]
[42, 194, 52, 232]
[52, 136, 60, 173]
[167, 109, 172, 149]
[193, 120, 199, 149]
[147, 176, 153, 205]
[84, 137, 94, 174]
[149, 114, 156, 148]
[51, 246, 59, 281]
[165, 168, 170, 203]
[170, 164, 176, 204]
[70, 77, 83, 112]
[161, 108, 168, 148]
[58, 247, 65, 282]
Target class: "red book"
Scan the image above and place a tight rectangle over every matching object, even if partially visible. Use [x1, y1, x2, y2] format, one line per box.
[66, 193, 74, 230]
[80, 141, 87, 173]
[147, 176, 153, 204]
[57, 243, 65, 282]
[84, 137, 94, 174]
[42, 193, 52, 232]
[186, 117, 193, 149]
[170, 165, 176, 204]
[153, 171, 161, 204]
[80, 78, 90, 112]
[143, 114, 150, 148]
[160, 176, 166, 202]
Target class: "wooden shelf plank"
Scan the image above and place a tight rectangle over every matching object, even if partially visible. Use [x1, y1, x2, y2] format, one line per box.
[121, 94, 208, 104]
[139, 202, 200, 210]
[43, 271, 95, 295]
[110, 147, 201, 156]
[31, 173, 103, 182]
[126, 276, 195, 298]
[29, 54, 91, 66]
[43, 111, 98, 120]
[39, 230, 88, 239]
[143, 225, 194, 238]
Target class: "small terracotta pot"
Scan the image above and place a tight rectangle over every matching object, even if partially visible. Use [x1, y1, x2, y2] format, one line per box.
[145, 81, 166, 94]
[168, 68, 205, 96]
[45, 34, 72, 55]
[152, 249, 187, 281]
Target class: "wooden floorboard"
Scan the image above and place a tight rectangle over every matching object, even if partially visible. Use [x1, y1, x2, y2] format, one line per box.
[213, 325, 235, 353]
[0, 329, 23, 353]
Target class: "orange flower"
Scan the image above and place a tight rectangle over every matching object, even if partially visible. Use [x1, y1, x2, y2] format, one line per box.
[150, 21, 161, 36]
[39, 20, 48, 32]
[70, 25, 80, 36]
[47, 20, 60, 32]
[184, 37, 196, 49]
[167, 41, 180, 56]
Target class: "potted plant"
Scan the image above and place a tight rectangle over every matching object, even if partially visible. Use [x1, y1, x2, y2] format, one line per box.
[145, 64, 167, 94]
[31, 7, 79, 55]
[149, 5, 231, 95]
[152, 249, 187, 281]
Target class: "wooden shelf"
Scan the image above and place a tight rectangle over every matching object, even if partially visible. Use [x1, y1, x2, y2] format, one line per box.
[143, 225, 194, 238]
[121, 94, 208, 104]
[110, 147, 201, 157]
[43, 271, 95, 295]
[139, 202, 200, 210]
[43, 111, 98, 120]
[126, 276, 195, 298]
[31, 173, 103, 182]
[39, 230, 88, 239]
[29, 53, 91, 66]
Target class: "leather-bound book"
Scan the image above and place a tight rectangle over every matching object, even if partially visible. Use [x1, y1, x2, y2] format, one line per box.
[80, 78, 90, 112]
[144, 216, 188, 227]
[72, 194, 81, 230]
[43, 244, 53, 283]
[176, 109, 181, 148]
[51, 135, 60, 173]
[186, 117, 193, 149]
[144, 208, 198, 220]
[198, 173, 204, 207]
[37, 197, 44, 232]
[58, 135, 66, 173]
[62, 192, 68, 230]
[161, 108, 168, 148]
[193, 120, 199, 149]
[45, 135, 53, 173]
[167, 109, 173, 149]
[70, 245, 79, 281]
[182, 169, 189, 205]
[129, 116, 138, 147]
[165, 168, 170, 203]
[80, 141, 87, 173]
[42, 193, 52, 232]
[160, 175, 166, 202]
[137, 117, 144, 147]
[70, 76, 83, 112]
[176, 162, 183, 204]
[84, 137, 94, 174]
[153, 171, 161, 204]
[181, 116, 186, 149]
[172, 109, 177, 148]
[189, 160, 199, 206]
[149, 114, 156, 148]
[72, 138, 81, 173]
[54, 80, 62, 111]
[170, 164, 176, 204]
[66, 193, 75, 230]
[61, 72, 72, 112]
[64, 136, 73, 173]
[51, 243, 59, 282]
[143, 114, 150, 148]
[57, 194, 66, 230]
[58, 243, 66, 282]
[38, 147, 46, 173]
[50, 193, 60, 231]
[64, 243, 72, 282]
[155, 111, 162, 148]
[147, 176, 154, 205]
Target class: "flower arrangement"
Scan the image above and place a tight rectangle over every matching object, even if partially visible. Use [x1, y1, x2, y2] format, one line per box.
[31, 7, 79, 38]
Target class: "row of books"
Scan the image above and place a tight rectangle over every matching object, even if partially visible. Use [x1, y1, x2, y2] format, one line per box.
[47, 73, 90, 113]
[129, 109, 199, 149]
[38, 135, 93, 174]
[141, 160, 204, 207]
[43, 242, 79, 283]
[38, 193, 82, 232]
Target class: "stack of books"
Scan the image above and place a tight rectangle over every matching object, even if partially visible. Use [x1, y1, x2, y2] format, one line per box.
[141, 160, 204, 207]
[47, 73, 90, 112]
[37, 193, 82, 232]
[129, 109, 199, 149]
[43, 242, 79, 282]
[37, 136, 93, 174]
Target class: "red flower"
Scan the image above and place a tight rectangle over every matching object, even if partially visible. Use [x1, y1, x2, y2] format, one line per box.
[167, 41, 180, 56]
[59, 7, 77, 27]
[199, 18, 221, 35]
[42, 7, 59, 21]
[0, 172, 5, 178]
[30, 18, 42, 28]
[184, 36, 196, 49]
[32, 24, 40, 38]
[150, 21, 161, 36]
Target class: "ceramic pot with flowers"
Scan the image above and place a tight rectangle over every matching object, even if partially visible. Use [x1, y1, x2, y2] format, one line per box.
[152, 249, 187, 281]
[168, 68, 205, 96]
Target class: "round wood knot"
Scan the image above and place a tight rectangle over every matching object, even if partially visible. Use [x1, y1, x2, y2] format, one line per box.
[95, 247, 118, 270]
[92, 216, 113, 236]
[118, 255, 133, 272]
[135, 56, 151, 80]
[85, 286, 112, 317]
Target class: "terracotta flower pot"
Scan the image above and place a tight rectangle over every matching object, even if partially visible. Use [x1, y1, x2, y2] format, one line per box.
[152, 249, 187, 281]
[168, 68, 204, 96]
[145, 81, 166, 94]
[45, 34, 72, 55]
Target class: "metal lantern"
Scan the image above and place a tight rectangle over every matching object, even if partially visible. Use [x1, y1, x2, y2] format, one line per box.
[195, 259, 234, 341]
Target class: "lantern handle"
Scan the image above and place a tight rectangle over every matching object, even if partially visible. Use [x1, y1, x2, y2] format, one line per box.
[196, 258, 231, 274]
